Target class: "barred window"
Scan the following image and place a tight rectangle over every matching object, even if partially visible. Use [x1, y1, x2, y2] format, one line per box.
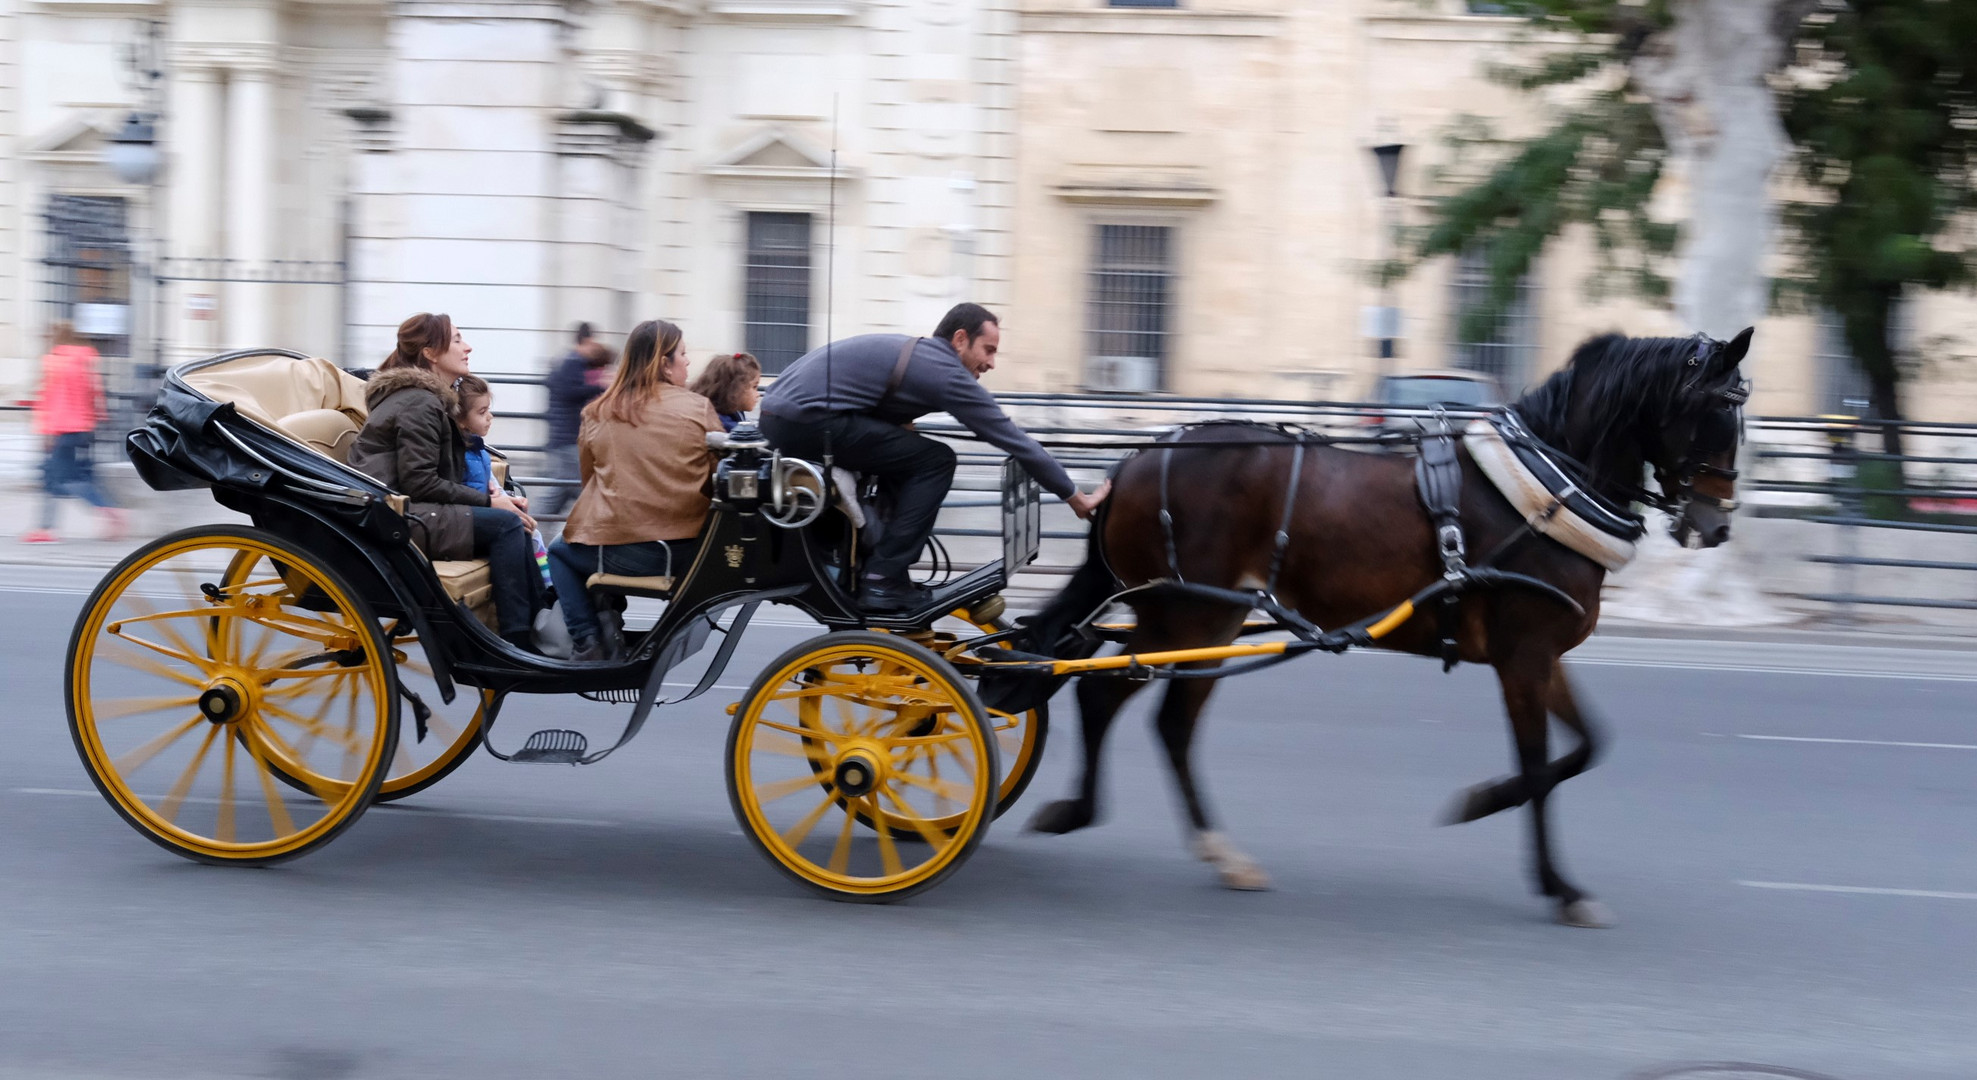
[1447, 247, 1537, 392]
[1086, 224, 1173, 392]
[743, 212, 812, 374]
[43, 194, 132, 357]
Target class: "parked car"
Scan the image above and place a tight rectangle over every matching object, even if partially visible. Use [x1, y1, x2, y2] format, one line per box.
[1364, 371, 1502, 441]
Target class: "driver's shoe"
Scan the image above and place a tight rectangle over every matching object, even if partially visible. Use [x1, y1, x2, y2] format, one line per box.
[859, 576, 930, 614]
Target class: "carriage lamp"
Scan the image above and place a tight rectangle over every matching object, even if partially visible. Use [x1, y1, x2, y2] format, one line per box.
[107, 113, 161, 186]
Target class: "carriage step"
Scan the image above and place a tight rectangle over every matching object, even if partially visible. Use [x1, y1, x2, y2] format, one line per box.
[509, 729, 589, 764]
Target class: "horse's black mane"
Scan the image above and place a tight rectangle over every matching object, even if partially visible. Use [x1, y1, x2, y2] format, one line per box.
[1512, 333, 1711, 486]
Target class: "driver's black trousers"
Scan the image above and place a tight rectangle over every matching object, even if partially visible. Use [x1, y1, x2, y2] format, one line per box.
[761, 411, 955, 582]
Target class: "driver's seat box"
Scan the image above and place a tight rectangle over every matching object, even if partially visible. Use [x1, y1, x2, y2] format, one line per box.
[180, 353, 499, 628]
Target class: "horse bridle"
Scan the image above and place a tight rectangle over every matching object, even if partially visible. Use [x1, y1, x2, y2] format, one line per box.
[1654, 335, 1750, 518]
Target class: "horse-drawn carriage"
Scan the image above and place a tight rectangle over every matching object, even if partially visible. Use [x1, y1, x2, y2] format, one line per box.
[67, 330, 1751, 920]
[65, 348, 1050, 901]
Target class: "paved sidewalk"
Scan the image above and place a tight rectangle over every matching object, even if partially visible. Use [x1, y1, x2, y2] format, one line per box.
[6, 427, 1974, 650]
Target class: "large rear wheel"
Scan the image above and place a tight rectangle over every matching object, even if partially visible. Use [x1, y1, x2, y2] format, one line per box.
[67, 526, 398, 865]
[727, 631, 997, 902]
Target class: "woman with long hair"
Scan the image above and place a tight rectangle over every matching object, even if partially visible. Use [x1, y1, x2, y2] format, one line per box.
[548, 319, 724, 662]
[349, 313, 542, 652]
[688, 351, 761, 432]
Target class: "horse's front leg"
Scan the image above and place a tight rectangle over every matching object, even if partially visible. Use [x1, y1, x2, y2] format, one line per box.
[1447, 656, 1609, 927]
[1153, 674, 1270, 891]
[1028, 673, 1143, 835]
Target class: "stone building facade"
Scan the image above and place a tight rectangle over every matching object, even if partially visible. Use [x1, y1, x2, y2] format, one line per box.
[2, 0, 1974, 420]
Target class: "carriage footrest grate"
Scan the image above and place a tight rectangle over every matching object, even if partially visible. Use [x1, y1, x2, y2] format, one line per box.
[578, 689, 641, 704]
[510, 729, 589, 764]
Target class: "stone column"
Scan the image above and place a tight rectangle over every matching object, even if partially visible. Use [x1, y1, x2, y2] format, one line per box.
[224, 65, 276, 347]
[168, 65, 223, 353]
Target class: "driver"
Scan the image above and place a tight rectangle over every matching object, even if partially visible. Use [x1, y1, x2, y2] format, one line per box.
[760, 302, 1108, 613]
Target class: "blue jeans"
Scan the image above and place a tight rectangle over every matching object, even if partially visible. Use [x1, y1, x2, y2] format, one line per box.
[470, 506, 540, 637]
[548, 536, 699, 642]
[42, 431, 113, 528]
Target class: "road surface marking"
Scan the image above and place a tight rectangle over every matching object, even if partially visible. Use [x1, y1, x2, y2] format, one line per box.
[1740, 880, 1977, 901]
[1566, 658, 1977, 682]
[14, 787, 622, 828]
[1706, 733, 1977, 751]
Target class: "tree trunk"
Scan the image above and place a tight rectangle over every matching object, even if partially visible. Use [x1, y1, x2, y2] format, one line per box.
[1604, 0, 1799, 628]
[1842, 290, 1905, 458]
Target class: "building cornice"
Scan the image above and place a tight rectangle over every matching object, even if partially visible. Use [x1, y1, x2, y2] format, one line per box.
[1019, 8, 1279, 38]
[704, 0, 862, 24]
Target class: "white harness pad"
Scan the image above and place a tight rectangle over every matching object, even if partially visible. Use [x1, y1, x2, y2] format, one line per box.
[1463, 419, 1639, 571]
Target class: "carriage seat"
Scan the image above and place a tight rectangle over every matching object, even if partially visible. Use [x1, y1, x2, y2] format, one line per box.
[179, 352, 499, 622]
[585, 572, 674, 599]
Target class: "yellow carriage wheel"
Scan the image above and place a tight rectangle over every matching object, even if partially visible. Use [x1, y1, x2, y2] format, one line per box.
[218, 554, 485, 804]
[66, 526, 398, 865]
[726, 631, 998, 902]
[950, 611, 1048, 823]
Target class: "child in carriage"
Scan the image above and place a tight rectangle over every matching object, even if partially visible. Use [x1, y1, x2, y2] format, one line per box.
[452, 375, 555, 599]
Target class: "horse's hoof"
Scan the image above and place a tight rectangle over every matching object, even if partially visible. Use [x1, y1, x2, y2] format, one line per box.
[1556, 899, 1614, 928]
[1440, 783, 1496, 825]
[1027, 799, 1093, 835]
[1218, 864, 1273, 891]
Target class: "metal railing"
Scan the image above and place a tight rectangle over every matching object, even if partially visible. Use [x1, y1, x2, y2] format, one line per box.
[478, 383, 1977, 611]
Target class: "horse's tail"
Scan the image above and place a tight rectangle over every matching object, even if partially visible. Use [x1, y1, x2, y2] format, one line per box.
[1019, 503, 1115, 660]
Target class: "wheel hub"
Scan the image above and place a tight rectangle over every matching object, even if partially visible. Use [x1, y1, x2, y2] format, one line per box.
[832, 749, 883, 798]
[198, 678, 249, 724]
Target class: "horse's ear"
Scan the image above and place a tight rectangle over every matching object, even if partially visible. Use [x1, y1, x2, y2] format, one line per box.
[1718, 326, 1754, 372]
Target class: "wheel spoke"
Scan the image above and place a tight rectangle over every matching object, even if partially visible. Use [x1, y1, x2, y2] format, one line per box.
[752, 773, 826, 806]
[261, 700, 368, 757]
[158, 724, 221, 823]
[124, 592, 210, 669]
[216, 736, 238, 842]
[753, 730, 828, 765]
[100, 641, 207, 688]
[95, 694, 200, 721]
[781, 792, 838, 848]
[890, 770, 975, 803]
[826, 801, 857, 875]
[113, 715, 206, 775]
[753, 718, 845, 747]
[879, 786, 951, 849]
[107, 629, 216, 674]
[241, 734, 298, 836]
[250, 722, 348, 805]
[871, 802, 904, 877]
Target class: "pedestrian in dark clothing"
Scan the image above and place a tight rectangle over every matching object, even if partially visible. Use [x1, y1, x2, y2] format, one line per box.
[542, 323, 611, 517]
[759, 302, 1108, 612]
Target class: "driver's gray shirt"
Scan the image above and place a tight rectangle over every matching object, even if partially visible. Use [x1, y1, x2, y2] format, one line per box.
[760, 333, 1077, 499]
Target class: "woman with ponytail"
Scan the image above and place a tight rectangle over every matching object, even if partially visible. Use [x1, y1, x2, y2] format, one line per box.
[350, 313, 542, 652]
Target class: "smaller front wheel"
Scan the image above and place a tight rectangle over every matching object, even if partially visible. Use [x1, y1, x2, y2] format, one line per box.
[727, 631, 998, 902]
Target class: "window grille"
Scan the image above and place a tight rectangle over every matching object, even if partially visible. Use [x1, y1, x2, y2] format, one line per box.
[1086, 224, 1173, 392]
[1815, 308, 1881, 415]
[743, 212, 812, 374]
[1447, 247, 1537, 392]
[42, 195, 132, 358]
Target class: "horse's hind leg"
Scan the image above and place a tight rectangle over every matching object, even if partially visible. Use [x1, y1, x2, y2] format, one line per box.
[1027, 673, 1144, 835]
[1155, 674, 1270, 891]
[1540, 661, 1610, 927]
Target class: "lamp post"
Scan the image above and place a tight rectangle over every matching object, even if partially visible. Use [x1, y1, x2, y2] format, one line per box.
[1369, 141, 1406, 385]
[114, 20, 168, 423]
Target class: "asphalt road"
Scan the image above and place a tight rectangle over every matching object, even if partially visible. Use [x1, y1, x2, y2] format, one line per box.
[4, 580, 1975, 1080]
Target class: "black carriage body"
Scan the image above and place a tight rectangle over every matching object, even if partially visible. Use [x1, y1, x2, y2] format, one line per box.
[126, 349, 1032, 705]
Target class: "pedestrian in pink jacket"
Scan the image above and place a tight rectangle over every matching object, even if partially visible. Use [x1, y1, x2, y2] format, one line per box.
[23, 321, 123, 543]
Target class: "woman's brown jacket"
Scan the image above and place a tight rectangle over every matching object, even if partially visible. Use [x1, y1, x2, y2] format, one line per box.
[565, 384, 724, 546]
[348, 367, 488, 559]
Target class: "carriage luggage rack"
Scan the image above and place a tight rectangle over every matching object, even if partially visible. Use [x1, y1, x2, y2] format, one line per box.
[509, 728, 589, 764]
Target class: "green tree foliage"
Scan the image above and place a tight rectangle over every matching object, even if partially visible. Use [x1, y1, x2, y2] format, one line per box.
[1401, 0, 1977, 451]
[1780, 0, 1977, 446]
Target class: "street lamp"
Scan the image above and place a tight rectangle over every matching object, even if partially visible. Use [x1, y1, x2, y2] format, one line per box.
[106, 113, 160, 186]
[1369, 142, 1406, 380]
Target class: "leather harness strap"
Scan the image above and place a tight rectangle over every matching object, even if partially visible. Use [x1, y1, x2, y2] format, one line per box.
[1413, 409, 1468, 670]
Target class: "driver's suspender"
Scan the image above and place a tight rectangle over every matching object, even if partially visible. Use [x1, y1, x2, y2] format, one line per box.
[882, 336, 921, 411]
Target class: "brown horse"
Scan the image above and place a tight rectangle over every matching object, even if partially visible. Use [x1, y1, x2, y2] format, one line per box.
[1022, 330, 1753, 927]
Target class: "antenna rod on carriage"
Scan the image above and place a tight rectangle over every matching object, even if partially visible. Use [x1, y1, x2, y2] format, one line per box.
[822, 93, 839, 469]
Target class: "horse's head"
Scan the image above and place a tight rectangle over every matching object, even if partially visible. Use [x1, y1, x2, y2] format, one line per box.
[1647, 327, 1752, 549]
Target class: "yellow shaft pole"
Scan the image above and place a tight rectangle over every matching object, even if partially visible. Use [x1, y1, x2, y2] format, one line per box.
[1051, 641, 1287, 676]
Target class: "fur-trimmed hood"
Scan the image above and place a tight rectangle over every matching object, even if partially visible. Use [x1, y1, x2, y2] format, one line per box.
[364, 365, 459, 414]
